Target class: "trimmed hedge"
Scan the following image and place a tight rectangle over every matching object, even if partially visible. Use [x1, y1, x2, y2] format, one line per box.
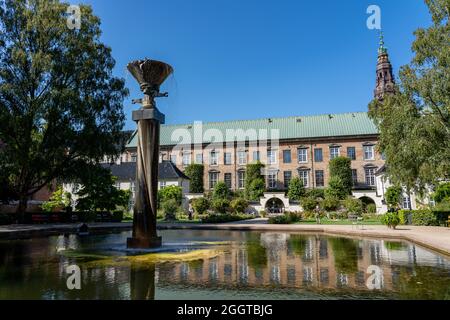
[201, 213, 254, 224]
[268, 212, 302, 224]
[398, 210, 448, 226]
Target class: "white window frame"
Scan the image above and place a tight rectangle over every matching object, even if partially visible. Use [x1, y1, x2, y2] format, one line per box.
[330, 147, 340, 160]
[298, 148, 308, 163]
[363, 145, 375, 161]
[210, 151, 218, 166]
[209, 171, 219, 189]
[195, 153, 203, 164]
[182, 152, 191, 166]
[238, 151, 247, 165]
[268, 170, 277, 189]
[267, 149, 277, 165]
[365, 167, 376, 186]
[224, 152, 232, 165]
[299, 170, 309, 187]
[238, 170, 246, 189]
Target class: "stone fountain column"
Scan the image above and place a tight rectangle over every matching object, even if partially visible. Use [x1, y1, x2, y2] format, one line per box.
[126, 59, 173, 249]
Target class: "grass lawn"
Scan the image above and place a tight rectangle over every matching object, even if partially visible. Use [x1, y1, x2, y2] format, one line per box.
[295, 219, 382, 226]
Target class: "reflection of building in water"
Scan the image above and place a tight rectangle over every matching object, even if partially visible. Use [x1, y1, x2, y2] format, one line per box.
[157, 234, 449, 293]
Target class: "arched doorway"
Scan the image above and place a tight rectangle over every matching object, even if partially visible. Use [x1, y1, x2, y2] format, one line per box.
[266, 198, 285, 214]
[359, 196, 376, 213]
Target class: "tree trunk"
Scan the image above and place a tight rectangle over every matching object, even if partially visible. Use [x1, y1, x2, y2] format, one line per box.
[16, 195, 28, 224]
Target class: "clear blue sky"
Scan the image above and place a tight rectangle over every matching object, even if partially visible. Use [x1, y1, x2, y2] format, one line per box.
[84, 0, 430, 130]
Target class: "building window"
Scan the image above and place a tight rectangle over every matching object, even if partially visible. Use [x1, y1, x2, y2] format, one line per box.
[224, 152, 232, 165]
[237, 171, 246, 189]
[352, 169, 358, 186]
[283, 150, 291, 163]
[284, 171, 292, 189]
[330, 146, 340, 159]
[365, 167, 376, 186]
[402, 195, 412, 210]
[209, 171, 219, 189]
[224, 173, 232, 189]
[195, 153, 203, 164]
[253, 151, 260, 162]
[130, 153, 137, 163]
[347, 147, 356, 160]
[314, 148, 323, 162]
[182, 153, 191, 166]
[238, 151, 247, 165]
[210, 151, 218, 166]
[298, 148, 308, 163]
[299, 170, 309, 187]
[170, 154, 177, 164]
[315, 170, 324, 187]
[268, 171, 277, 189]
[267, 149, 277, 165]
[364, 145, 375, 160]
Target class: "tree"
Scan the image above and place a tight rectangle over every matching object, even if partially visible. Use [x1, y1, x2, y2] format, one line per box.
[287, 177, 305, 201]
[41, 186, 71, 213]
[433, 182, 450, 203]
[0, 1, 129, 216]
[212, 181, 230, 200]
[368, 0, 450, 192]
[191, 197, 209, 215]
[325, 176, 349, 200]
[185, 164, 204, 193]
[385, 186, 403, 209]
[245, 162, 265, 201]
[75, 166, 130, 212]
[158, 185, 182, 207]
[329, 157, 353, 197]
[230, 198, 249, 214]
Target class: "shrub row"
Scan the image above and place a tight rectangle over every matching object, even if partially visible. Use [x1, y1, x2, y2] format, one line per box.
[268, 212, 302, 224]
[201, 213, 254, 224]
[398, 210, 448, 226]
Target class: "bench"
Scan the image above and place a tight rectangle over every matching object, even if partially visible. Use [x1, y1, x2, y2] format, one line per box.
[348, 214, 364, 229]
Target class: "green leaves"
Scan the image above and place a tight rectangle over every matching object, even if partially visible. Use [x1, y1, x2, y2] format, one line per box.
[0, 1, 128, 208]
[368, 0, 450, 193]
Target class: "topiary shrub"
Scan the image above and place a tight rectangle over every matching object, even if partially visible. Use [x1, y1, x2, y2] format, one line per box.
[212, 181, 230, 200]
[306, 188, 325, 200]
[192, 197, 209, 215]
[268, 212, 301, 224]
[287, 177, 305, 201]
[162, 199, 179, 221]
[385, 186, 403, 209]
[184, 164, 204, 193]
[321, 196, 340, 212]
[230, 198, 249, 214]
[381, 212, 400, 229]
[158, 185, 182, 207]
[211, 198, 230, 214]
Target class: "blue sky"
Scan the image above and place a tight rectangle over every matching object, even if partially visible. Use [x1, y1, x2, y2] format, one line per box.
[84, 0, 430, 130]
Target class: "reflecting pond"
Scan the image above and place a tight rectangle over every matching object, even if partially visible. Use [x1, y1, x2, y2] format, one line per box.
[0, 230, 449, 300]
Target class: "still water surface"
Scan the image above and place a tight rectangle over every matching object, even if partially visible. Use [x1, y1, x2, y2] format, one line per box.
[0, 230, 449, 300]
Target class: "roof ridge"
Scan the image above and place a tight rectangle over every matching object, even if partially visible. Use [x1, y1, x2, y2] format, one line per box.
[161, 111, 369, 128]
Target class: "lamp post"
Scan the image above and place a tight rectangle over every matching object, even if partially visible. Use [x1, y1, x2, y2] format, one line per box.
[126, 59, 173, 249]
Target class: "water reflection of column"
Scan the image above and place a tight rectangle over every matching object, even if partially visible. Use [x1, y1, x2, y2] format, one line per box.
[130, 264, 156, 300]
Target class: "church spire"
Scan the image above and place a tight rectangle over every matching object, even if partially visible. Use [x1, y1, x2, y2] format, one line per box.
[374, 31, 395, 100]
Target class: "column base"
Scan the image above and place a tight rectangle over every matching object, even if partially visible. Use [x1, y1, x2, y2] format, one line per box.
[127, 236, 162, 249]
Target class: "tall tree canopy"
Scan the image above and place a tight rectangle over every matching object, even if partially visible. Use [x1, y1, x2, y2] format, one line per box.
[0, 0, 129, 213]
[369, 0, 450, 192]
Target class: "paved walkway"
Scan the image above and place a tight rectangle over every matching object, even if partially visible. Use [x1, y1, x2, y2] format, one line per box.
[1, 220, 449, 256]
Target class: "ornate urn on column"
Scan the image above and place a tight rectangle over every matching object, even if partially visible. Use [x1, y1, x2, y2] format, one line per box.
[126, 59, 173, 249]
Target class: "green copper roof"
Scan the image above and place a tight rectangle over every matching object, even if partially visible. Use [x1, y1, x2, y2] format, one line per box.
[126, 112, 378, 148]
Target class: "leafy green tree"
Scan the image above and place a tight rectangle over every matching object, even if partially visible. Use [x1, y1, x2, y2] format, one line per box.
[161, 199, 179, 221]
[287, 177, 305, 201]
[158, 185, 182, 207]
[301, 196, 318, 212]
[230, 198, 249, 214]
[184, 164, 204, 193]
[245, 162, 265, 200]
[75, 166, 130, 212]
[325, 176, 348, 200]
[385, 186, 403, 209]
[343, 197, 364, 215]
[211, 198, 230, 214]
[191, 197, 209, 215]
[41, 186, 71, 213]
[321, 195, 340, 212]
[368, 0, 450, 192]
[329, 157, 353, 196]
[0, 1, 128, 217]
[212, 181, 230, 200]
[433, 182, 450, 203]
